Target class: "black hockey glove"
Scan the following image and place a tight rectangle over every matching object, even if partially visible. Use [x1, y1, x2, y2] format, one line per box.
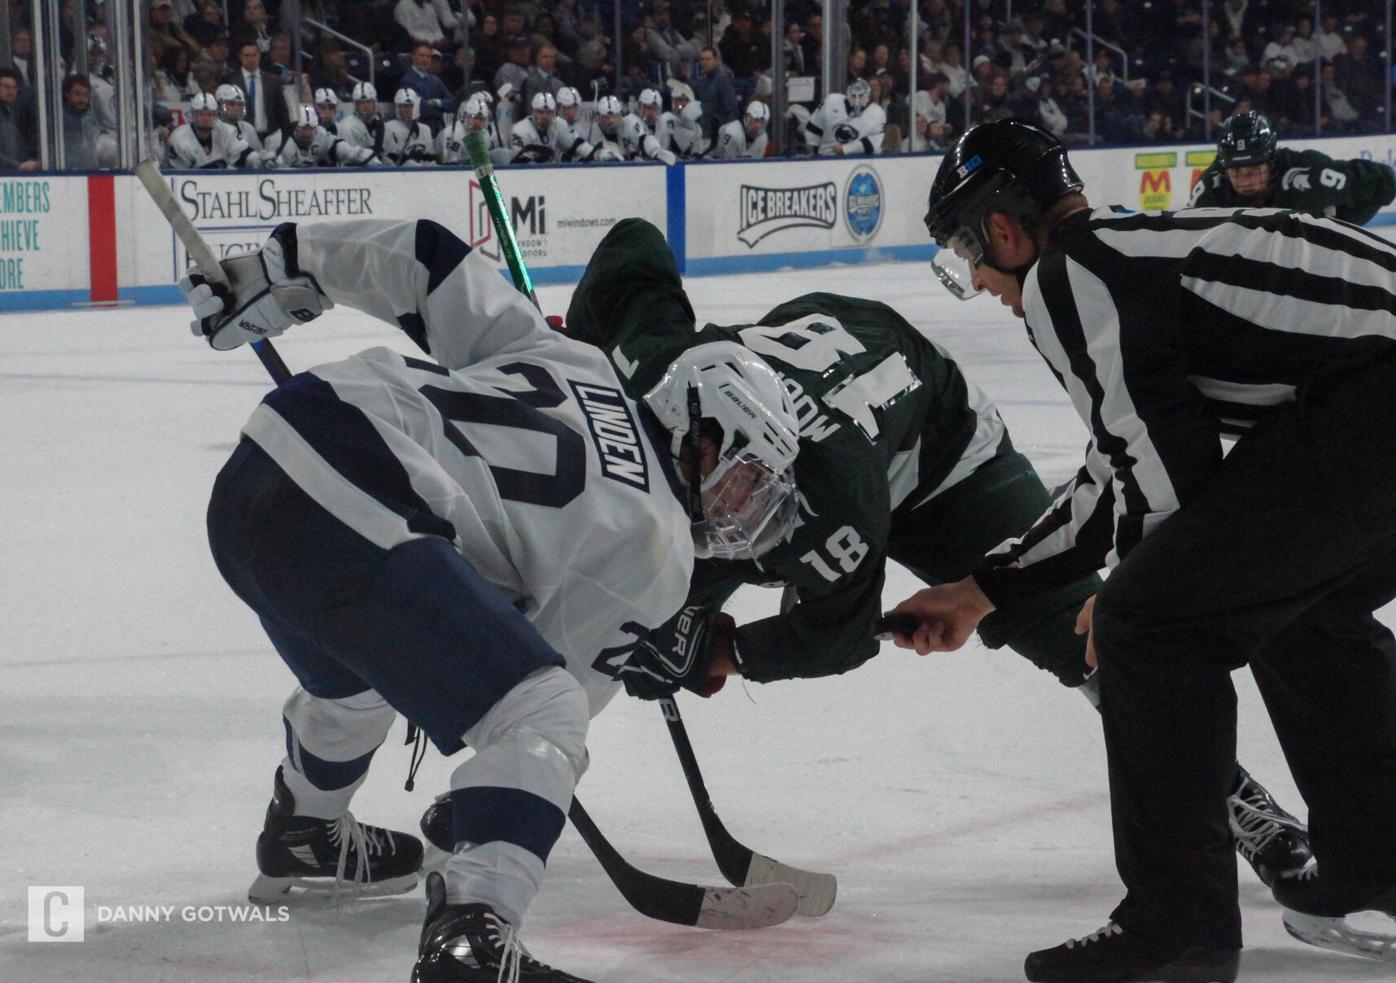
[180, 222, 329, 351]
[618, 607, 736, 701]
[512, 144, 553, 165]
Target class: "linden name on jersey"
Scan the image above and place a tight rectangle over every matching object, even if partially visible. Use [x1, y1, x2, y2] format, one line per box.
[570, 381, 650, 491]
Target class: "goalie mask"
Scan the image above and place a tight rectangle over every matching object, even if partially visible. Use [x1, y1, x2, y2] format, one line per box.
[846, 79, 871, 116]
[644, 342, 801, 561]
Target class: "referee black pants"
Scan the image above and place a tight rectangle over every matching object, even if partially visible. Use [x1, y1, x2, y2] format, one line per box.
[1092, 355, 1396, 948]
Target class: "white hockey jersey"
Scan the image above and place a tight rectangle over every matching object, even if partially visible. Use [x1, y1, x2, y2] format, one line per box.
[436, 120, 512, 165]
[584, 120, 626, 161]
[592, 113, 667, 161]
[337, 114, 386, 157]
[714, 118, 767, 159]
[383, 118, 436, 166]
[660, 109, 706, 158]
[508, 117, 575, 162]
[165, 121, 259, 169]
[225, 117, 264, 152]
[274, 126, 375, 168]
[242, 220, 694, 713]
[804, 95, 885, 155]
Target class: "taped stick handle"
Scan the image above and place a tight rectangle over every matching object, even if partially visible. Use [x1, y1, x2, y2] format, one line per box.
[134, 159, 291, 384]
[463, 131, 539, 308]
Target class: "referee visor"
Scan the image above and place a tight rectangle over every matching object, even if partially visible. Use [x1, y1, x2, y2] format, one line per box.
[929, 224, 988, 301]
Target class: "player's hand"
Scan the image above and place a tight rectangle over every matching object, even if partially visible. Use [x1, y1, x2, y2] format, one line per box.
[181, 223, 330, 351]
[832, 144, 845, 156]
[1075, 595, 1097, 667]
[617, 608, 735, 700]
[888, 577, 995, 655]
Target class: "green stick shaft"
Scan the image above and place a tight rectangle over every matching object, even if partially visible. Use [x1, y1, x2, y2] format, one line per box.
[464, 132, 538, 308]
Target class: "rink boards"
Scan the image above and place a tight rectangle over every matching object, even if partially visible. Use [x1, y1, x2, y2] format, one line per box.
[3, 132, 1395, 312]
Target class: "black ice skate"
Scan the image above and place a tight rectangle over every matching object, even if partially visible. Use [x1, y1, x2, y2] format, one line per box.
[411, 871, 594, 982]
[248, 766, 424, 903]
[421, 790, 456, 856]
[1024, 922, 1239, 983]
[1274, 865, 1396, 964]
[1227, 766, 1311, 886]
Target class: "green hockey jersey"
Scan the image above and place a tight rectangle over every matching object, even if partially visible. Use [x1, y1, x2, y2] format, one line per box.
[567, 218, 1005, 682]
[1188, 146, 1396, 225]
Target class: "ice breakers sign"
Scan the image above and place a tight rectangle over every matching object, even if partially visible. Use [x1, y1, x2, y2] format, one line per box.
[737, 182, 837, 247]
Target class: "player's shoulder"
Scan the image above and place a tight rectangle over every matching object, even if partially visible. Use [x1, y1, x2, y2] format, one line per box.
[822, 93, 847, 114]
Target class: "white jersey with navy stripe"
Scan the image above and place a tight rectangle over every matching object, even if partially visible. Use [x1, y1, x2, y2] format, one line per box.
[165, 121, 258, 169]
[803, 95, 885, 156]
[979, 205, 1396, 599]
[240, 219, 694, 714]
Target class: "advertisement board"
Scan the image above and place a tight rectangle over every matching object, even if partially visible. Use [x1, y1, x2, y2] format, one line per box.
[0, 175, 91, 305]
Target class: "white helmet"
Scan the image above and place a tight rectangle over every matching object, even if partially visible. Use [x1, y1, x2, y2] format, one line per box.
[215, 83, 246, 122]
[461, 94, 490, 122]
[557, 86, 581, 108]
[351, 81, 377, 102]
[190, 91, 218, 113]
[644, 342, 801, 560]
[846, 78, 871, 115]
[215, 82, 242, 104]
[314, 87, 339, 108]
[394, 88, 421, 121]
[639, 87, 662, 120]
[294, 103, 318, 144]
[596, 94, 622, 134]
[744, 100, 770, 128]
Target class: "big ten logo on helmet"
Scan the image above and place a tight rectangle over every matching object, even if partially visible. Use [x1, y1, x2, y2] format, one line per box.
[843, 166, 883, 242]
[737, 182, 837, 248]
[955, 153, 983, 179]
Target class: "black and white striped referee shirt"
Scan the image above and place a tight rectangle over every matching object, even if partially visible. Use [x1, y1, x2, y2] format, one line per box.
[975, 206, 1396, 604]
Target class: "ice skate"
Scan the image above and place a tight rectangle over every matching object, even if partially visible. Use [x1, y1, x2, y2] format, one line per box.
[1024, 921, 1239, 983]
[248, 766, 424, 903]
[1274, 865, 1396, 964]
[421, 790, 455, 856]
[411, 871, 594, 982]
[1227, 766, 1311, 886]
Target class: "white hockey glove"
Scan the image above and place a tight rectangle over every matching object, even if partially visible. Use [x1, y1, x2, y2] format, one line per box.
[655, 148, 678, 165]
[180, 223, 331, 351]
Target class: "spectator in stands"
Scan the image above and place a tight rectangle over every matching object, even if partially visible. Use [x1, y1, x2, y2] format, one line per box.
[550, 0, 584, 55]
[1032, 74, 1071, 141]
[1220, 35, 1249, 73]
[1040, 0, 1075, 47]
[1319, 61, 1361, 135]
[720, 10, 766, 79]
[471, 13, 502, 86]
[1335, 29, 1383, 131]
[309, 41, 355, 100]
[0, 69, 38, 171]
[9, 27, 34, 90]
[499, 8, 528, 45]
[163, 43, 206, 99]
[973, 68, 1012, 123]
[62, 74, 100, 169]
[1095, 71, 1147, 143]
[644, 1, 696, 75]
[1261, 25, 1299, 76]
[1273, 64, 1325, 135]
[238, 0, 274, 54]
[1317, 12, 1345, 63]
[912, 71, 955, 152]
[939, 42, 969, 98]
[1093, 0, 1132, 49]
[801, 13, 822, 75]
[399, 41, 457, 133]
[395, 0, 463, 51]
[1020, 12, 1049, 58]
[191, 34, 231, 94]
[1290, 17, 1318, 67]
[494, 35, 532, 101]
[694, 46, 737, 139]
[227, 37, 289, 140]
[523, 43, 564, 108]
[1235, 64, 1276, 117]
[997, 21, 1032, 78]
[847, 47, 867, 81]
[150, 0, 201, 58]
[185, 1, 225, 48]
[1143, 70, 1186, 139]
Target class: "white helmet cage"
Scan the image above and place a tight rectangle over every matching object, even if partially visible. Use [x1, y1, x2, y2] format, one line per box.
[644, 341, 802, 561]
[394, 87, 421, 120]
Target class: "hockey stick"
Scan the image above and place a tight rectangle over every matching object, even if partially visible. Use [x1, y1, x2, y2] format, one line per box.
[659, 696, 838, 917]
[460, 132, 798, 931]
[134, 159, 292, 385]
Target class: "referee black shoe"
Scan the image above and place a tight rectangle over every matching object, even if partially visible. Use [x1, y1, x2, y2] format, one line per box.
[1024, 922, 1240, 982]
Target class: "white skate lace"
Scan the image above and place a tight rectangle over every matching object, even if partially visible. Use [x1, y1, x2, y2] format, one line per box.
[496, 922, 522, 983]
[1065, 922, 1124, 949]
[1228, 788, 1304, 859]
[326, 812, 392, 902]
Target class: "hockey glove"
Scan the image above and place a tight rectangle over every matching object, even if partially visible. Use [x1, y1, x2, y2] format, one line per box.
[181, 222, 330, 351]
[618, 607, 736, 701]
[655, 149, 678, 166]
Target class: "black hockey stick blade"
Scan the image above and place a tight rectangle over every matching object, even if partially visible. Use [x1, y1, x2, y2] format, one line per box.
[660, 698, 838, 917]
[567, 798, 798, 930]
[874, 612, 920, 641]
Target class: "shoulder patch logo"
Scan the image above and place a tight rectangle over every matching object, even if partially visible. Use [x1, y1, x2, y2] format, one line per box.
[569, 381, 650, 492]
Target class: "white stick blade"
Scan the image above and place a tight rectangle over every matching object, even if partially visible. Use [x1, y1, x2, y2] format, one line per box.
[745, 853, 838, 917]
[694, 882, 799, 930]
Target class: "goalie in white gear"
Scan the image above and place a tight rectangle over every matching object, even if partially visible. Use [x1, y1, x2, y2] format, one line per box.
[166, 91, 261, 169]
[313, 88, 341, 134]
[715, 100, 769, 159]
[274, 104, 379, 167]
[184, 216, 799, 981]
[337, 81, 386, 157]
[659, 84, 706, 158]
[509, 91, 572, 163]
[803, 78, 885, 156]
[384, 88, 437, 166]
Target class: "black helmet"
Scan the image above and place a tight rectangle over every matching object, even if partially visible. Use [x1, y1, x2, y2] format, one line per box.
[1216, 111, 1276, 169]
[924, 118, 1082, 299]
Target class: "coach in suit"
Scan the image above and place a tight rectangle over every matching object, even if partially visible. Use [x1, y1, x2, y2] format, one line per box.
[226, 37, 290, 140]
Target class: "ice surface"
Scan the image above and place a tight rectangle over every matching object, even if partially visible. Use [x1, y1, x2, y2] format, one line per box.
[3, 262, 1393, 982]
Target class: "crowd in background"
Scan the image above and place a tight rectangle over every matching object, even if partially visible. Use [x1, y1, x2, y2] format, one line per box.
[0, 0, 1390, 170]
